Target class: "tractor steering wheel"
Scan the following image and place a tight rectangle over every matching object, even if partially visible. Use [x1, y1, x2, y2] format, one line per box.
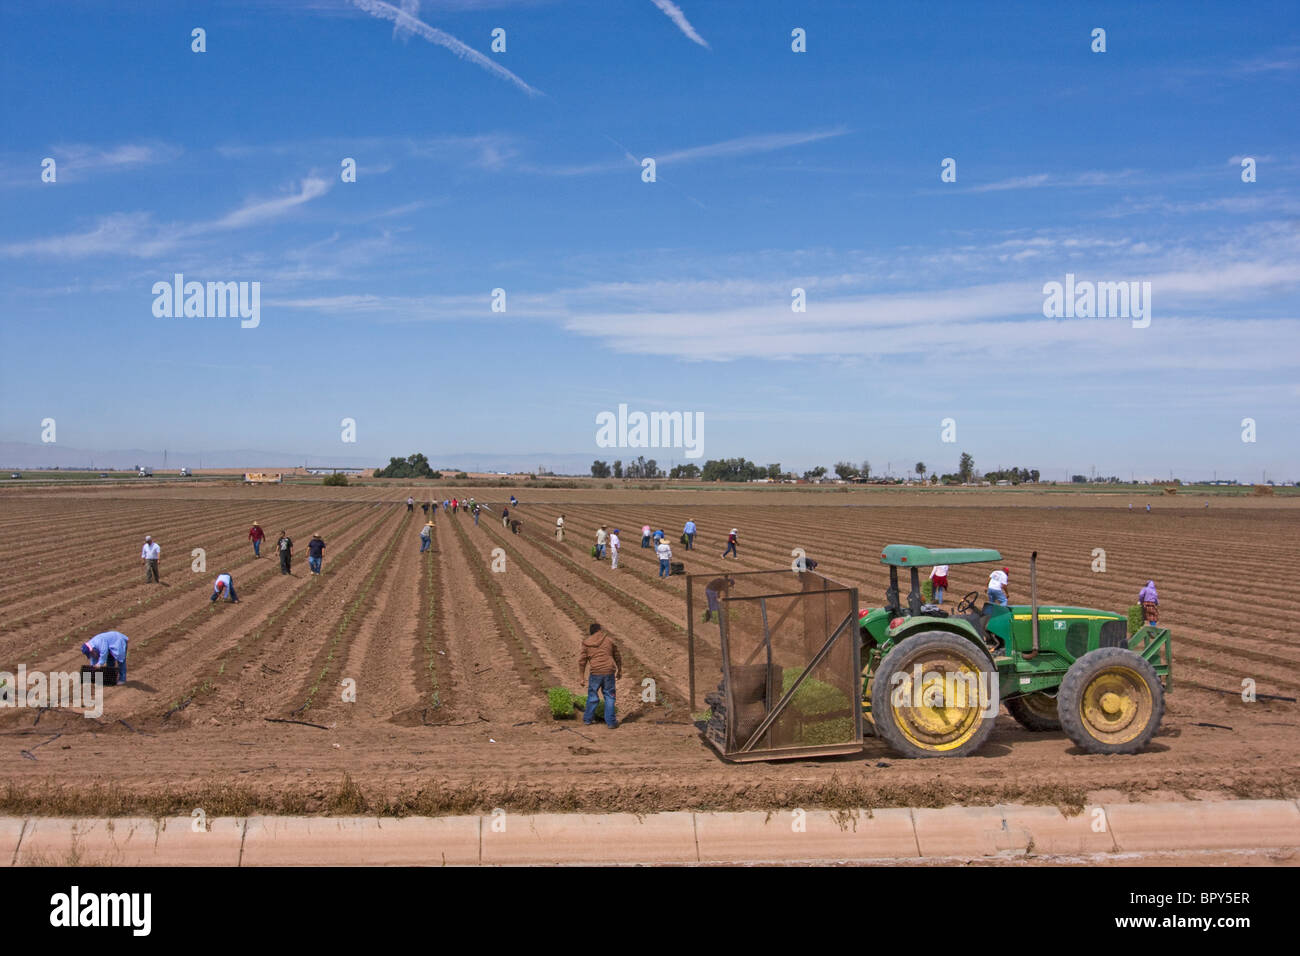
[955, 591, 981, 614]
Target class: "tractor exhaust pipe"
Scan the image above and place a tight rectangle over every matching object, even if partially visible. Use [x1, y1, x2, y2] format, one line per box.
[1025, 550, 1040, 658]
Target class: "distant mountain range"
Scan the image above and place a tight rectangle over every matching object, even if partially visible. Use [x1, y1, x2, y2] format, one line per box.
[0, 441, 601, 476]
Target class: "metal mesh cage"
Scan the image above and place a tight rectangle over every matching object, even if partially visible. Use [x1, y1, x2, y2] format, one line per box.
[689, 569, 862, 761]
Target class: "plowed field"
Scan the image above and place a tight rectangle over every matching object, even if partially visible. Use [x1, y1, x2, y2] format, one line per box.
[2, 481, 1297, 815]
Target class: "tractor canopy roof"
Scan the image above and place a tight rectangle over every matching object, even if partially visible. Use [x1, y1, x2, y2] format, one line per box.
[879, 544, 1002, 568]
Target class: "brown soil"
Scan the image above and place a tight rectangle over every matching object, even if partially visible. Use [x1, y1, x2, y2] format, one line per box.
[1, 482, 1297, 815]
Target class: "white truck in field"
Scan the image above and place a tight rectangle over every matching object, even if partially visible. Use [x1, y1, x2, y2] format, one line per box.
[137, 466, 153, 477]
[179, 467, 192, 477]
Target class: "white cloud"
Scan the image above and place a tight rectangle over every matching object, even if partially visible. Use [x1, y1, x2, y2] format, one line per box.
[649, 0, 709, 49]
[206, 176, 331, 231]
[348, 0, 543, 97]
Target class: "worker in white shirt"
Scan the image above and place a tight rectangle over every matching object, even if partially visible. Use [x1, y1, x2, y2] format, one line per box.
[556, 513, 565, 541]
[210, 572, 240, 603]
[987, 566, 1009, 606]
[595, 526, 608, 559]
[609, 528, 621, 569]
[141, 535, 161, 583]
[656, 537, 673, 577]
[929, 564, 949, 605]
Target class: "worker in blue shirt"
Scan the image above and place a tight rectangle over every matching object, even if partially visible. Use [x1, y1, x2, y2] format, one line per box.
[683, 519, 697, 550]
[81, 630, 129, 683]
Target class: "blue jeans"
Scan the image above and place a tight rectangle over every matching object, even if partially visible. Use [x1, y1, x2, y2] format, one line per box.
[988, 588, 1007, 606]
[659, 558, 670, 577]
[584, 673, 616, 727]
[473, 513, 479, 525]
[420, 535, 431, 552]
[309, 556, 322, 574]
[723, 542, 737, 558]
[597, 544, 605, 559]
[641, 535, 650, 548]
[253, 539, 260, 556]
[685, 533, 694, 550]
[933, 586, 945, 604]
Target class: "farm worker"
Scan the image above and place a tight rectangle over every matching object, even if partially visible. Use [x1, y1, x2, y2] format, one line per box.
[987, 566, 1009, 606]
[421, 501, 430, 516]
[578, 622, 621, 728]
[502, 506, 510, 528]
[443, 500, 449, 512]
[652, 528, 665, 543]
[210, 573, 239, 603]
[510, 519, 522, 535]
[929, 564, 949, 604]
[1145, 504, 1151, 513]
[641, 524, 651, 548]
[609, 529, 621, 569]
[473, 504, 480, 525]
[81, 630, 129, 683]
[248, 522, 265, 557]
[407, 496, 414, 513]
[510, 495, 517, 507]
[1138, 580, 1159, 626]
[420, 522, 433, 552]
[141, 535, 161, 583]
[306, 534, 325, 575]
[703, 575, 734, 622]
[277, 531, 293, 575]
[595, 526, 607, 559]
[683, 519, 696, 550]
[656, 537, 673, 577]
[556, 514, 565, 541]
[452, 498, 458, 513]
[722, 528, 738, 559]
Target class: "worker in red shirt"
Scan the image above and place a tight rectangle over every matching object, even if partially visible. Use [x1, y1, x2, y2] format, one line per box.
[248, 522, 265, 558]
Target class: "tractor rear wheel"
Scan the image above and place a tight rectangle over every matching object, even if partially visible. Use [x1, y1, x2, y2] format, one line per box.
[1006, 691, 1061, 731]
[1058, 647, 1164, 755]
[870, 631, 999, 758]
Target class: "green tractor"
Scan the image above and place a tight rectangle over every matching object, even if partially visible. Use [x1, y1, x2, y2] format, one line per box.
[859, 545, 1171, 758]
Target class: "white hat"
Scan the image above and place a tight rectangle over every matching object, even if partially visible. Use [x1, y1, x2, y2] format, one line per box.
[144, 535, 152, 541]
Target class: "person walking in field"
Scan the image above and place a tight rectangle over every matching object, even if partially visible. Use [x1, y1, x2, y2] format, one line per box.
[248, 522, 265, 558]
[656, 536, 673, 577]
[210, 572, 239, 603]
[81, 630, 129, 683]
[306, 533, 325, 575]
[452, 497, 458, 513]
[277, 530, 293, 575]
[1138, 579, 1159, 627]
[722, 528, 738, 559]
[578, 622, 621, 728]
[987, 566, 1009, 606]
[556, 513, 565, 541]
[420, 521, 434, 552]
[421, 501, 430, 517]
[502, 506, 510, 529]
[407, 496, 415, 513]
[929, 564, 949, 605]
[609, 528, 621, 569]
[641, 524, 651, 548]
[596, 525, 608, 560]
[141, 535, 161, 583]
[683, 518, 697, 550]
[472, 504, 480, 526]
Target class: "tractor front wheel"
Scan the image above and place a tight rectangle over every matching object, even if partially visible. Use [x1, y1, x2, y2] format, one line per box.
[1058, 647, 1164, 755]
[871, 631, 999, 758]
[1006, 691, 1061, 731]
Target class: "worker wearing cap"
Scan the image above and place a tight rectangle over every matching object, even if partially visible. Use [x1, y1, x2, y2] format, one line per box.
[141, 535, 161, 583]
[306, 533, 325, 575]
[248, 522, 265, 557]
[987, 566, 1009, 606]
[683, 519, 697, 550]
[81, 630, 129, 683]
[1138, 580, 1159, 626]
[210, 573, 239, 603]
[420, 521, 434, 552]
[722, 528, 739, 559]
[609, 528, 621, 569]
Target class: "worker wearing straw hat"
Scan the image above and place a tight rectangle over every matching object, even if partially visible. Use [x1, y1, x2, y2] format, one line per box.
[420, 521, 434, 552]
[248, 521, 265, 557]
[722, 528, 739, 559]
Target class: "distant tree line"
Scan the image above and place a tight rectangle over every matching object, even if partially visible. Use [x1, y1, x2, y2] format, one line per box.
[374, 453, 441, 479]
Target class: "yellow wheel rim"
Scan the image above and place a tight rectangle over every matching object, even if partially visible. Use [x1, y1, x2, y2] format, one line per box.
[1079, 666, 1153, 745]
[889, 652, 989, 752]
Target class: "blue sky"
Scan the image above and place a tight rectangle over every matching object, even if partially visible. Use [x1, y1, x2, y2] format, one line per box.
[1, 0, 1297, 479]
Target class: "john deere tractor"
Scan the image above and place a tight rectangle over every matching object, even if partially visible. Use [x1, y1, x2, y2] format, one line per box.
[859, 545, 1171, 757]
